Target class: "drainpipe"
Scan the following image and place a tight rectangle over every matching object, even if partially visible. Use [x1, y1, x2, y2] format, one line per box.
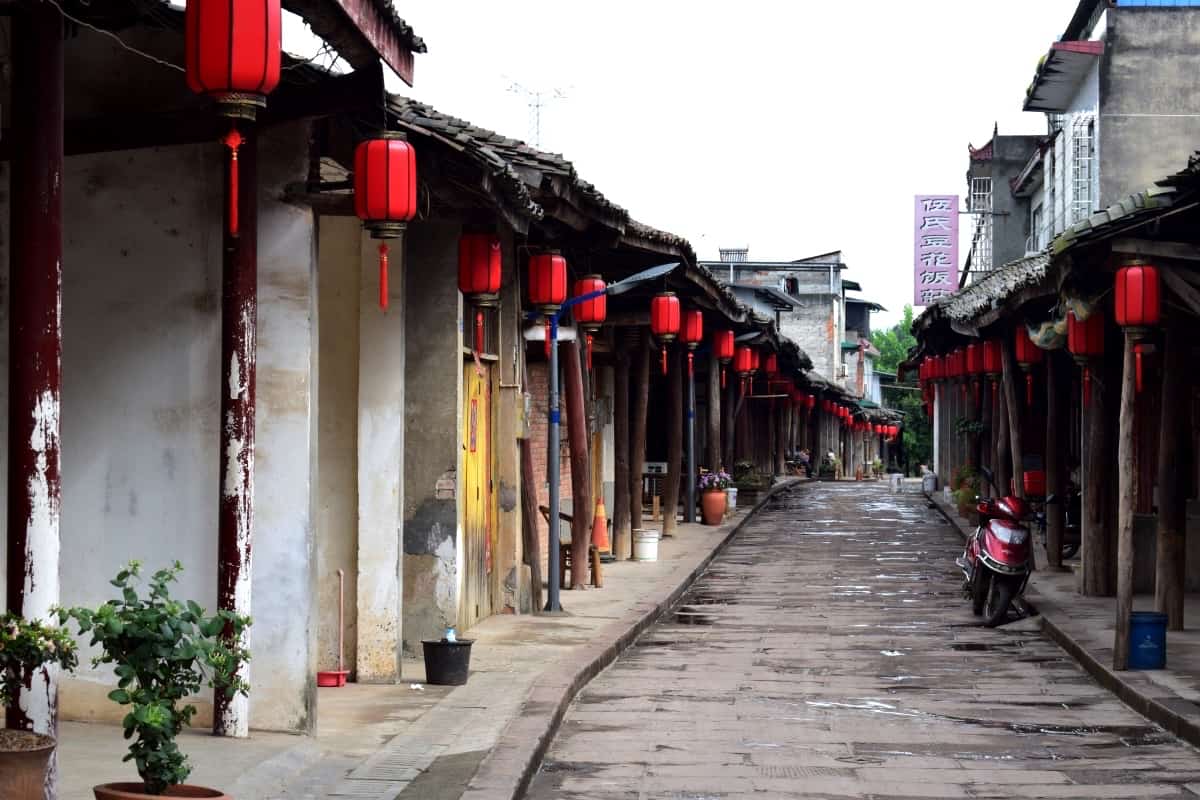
[7, 3, 64, 765]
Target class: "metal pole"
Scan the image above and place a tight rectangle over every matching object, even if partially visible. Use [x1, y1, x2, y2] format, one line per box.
[685, 363, 696, 523]
[7, 0, 64, 753]
[545, 319, 563, 612]
[215, 124, 257, 738]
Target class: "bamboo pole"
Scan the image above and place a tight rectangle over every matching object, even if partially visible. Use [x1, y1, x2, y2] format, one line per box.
[630, 334, 650, 532]
[663, 347, 683, 536]
[1114, 332, 1139, 670]
[1155, 321, 1188, 629]
[612, 333, 631, 561]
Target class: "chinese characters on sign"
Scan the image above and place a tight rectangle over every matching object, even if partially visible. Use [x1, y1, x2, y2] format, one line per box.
[913, 195, 959, 306]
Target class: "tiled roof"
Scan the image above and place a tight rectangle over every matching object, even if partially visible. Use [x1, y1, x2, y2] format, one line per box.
[370, 0, 427, 53]
[941, 252, 1053, 323]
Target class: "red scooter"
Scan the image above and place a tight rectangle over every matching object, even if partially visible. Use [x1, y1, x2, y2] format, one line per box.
[957, 468, 1033, 627]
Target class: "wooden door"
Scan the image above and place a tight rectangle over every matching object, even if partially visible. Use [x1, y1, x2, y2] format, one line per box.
[461, 362, 495, 629]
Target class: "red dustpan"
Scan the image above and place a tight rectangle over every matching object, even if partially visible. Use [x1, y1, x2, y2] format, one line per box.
[317, 569, 349, 687]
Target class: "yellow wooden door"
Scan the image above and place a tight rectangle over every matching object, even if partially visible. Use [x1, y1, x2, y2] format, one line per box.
[461, 362, 494, 629]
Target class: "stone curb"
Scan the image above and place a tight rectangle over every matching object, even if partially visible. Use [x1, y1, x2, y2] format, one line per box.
[923, 490, 1200, 751]
[460, 478, 804, 800]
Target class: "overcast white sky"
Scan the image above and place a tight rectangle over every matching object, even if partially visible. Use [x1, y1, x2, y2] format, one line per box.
[360, 1, 1083, 328]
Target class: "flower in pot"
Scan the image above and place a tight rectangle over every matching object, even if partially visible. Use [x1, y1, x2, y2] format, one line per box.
[0, 614, 78, 800]
[59, 561, 250, 799]
[697, 470, 732, 525]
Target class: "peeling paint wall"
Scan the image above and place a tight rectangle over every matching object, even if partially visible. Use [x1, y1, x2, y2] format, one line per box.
[316, 216, 361, 677]
[402, 220, 462, 653]
[0, 127, 318, 733]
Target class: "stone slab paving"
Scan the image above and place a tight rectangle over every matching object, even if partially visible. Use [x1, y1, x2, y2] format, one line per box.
[526, 482, 1200, 799]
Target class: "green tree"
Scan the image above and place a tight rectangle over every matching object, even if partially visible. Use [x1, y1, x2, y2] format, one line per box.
[870, 305, 931, 474]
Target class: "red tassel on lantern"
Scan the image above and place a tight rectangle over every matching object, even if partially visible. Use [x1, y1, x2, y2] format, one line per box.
[1083, 367, 1092, 407]
[544, 318, 552, 358]
[222, 128, 242, 236]
[1026, 374, 1034, 408]
[378, 242, 389, 311]
[475, 310, 484, 354]
[1135, 344, 1145, 393]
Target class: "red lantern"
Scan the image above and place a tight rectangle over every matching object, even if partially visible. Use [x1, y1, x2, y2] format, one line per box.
[573, 275, 607, 370]
[1068, 310, 1105, 406]
[983, 339, 1002, 375]
[1014, 327, 1043, 407]
[529, 254, 568, 357]
[681, 309, 703, 377]
[651, 292, 681, 375]
[714, 330, 735, 388]
[355, 133, 418, 311]
[734, 346, 755, 376]
[750, 348, 761, 373]
[966, 343, 983, 375]
[1115, 264, 1161, 329]
[458, 234, 502, 353]
[764, 353, 779, 376]
[186, 0, 281, 119]
[806, 394, 816, 411]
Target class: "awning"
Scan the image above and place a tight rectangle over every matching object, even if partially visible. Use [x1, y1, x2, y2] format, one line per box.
[1024, 41, 1104, 113]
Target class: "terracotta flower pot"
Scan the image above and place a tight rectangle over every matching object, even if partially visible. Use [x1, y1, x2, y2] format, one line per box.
[701, 490, 726, 525]
[0, 730, 55, 800]
[94, 783, 230, 800]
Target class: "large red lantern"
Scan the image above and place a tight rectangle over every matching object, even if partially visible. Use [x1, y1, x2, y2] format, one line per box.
[983, 339, 1002, 375]
[355, 133, 418, 311]
[734, 346, 755, 396]
[529, 253, 567, 357]
[459, 233, 502, 353]
[764, 353, 779, 377]
[714, 330, 735, 388]
[681, 309, 704, 377]
[1068, 310, 1105, 405]
[650, 292, 681, 375]
[1014, 326, 1043, 407]
[1115, 264, 1161, 329]
[573, 275, 607, 369]
[186, 0, 281, 119]
[966, 343, 983, 375]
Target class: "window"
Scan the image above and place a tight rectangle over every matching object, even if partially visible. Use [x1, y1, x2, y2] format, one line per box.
[1030, 204, 1044, 252]
[785, 277, 799, 296]
[968, 177, 993, 276]
[1071, 116, 1095, 224]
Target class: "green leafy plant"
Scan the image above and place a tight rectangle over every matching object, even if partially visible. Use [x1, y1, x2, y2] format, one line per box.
[955, 417, 986, 438]
[0, 613, 78, 710]
[60, 562, 251, 795]
[952, 466, 981, 516]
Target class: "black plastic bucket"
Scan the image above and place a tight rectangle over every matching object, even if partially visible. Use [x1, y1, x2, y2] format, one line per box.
[422, 639, 474, 685]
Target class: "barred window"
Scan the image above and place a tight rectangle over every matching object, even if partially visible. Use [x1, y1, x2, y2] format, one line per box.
[1071, 116, 1095, 224]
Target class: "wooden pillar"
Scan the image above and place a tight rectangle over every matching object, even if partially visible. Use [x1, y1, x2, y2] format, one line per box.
[980, 377, 994, 496]
[663, 348, 683, 535]
[722, 371, 735, 472]
[774, 404, 786, 476]
[613, 333, 632, 560]
[1001, 337, 1026, 498]
[995, 383, 1012, 500]
[707, 351, 722, 473]
[1155, 321, 1189, 629]
[1045, 351, 1068, 569]
[214, 123, 258, 738]
[7, 1, 64, 746]
[519, 435, 544, 609]
[564, 339, 592, 588]
[630, 333, 650, 532]
[1114, 332, 1139, 670]
[1081, 354, 1112, 596]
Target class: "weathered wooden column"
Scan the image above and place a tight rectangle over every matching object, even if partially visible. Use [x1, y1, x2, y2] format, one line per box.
[684, 348, 697, 524]
[1155, 321, 1188, 629]
[1045, 351, 1067, 569]
[215, 123, 258, 738]
[1080, 350, 1111, 596]
[613, 333, 632, 560]
[663, 348, 683, 535]
[1113, 331, 1139, 670]
[7, 0, 64, 746]
[564, 340, 593, 587]
[980, 376, 994, 497]
[630, 334, 650, 533]
[1000, 337, 1025, 498]
[995, 384, 1012, 500]
[722, 371, 735, 471]
[707, 351, 722, 473]
[774, 404, 786, 476]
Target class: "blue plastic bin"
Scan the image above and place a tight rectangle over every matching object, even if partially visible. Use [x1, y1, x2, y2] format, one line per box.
[1128, 611, 1168, 670]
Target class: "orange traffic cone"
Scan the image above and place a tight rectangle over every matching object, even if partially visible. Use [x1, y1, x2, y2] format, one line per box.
[591, 498, 610, 552]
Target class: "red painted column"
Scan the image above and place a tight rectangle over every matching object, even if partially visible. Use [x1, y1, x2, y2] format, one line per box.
[6, 1, 64, 750]
[214, 126, 257, 738]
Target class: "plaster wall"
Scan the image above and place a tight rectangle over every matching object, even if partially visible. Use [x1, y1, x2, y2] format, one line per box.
[0, 127, 318, 732]
[1100, 8, 1200, 205]
[402, 220, 463, 653]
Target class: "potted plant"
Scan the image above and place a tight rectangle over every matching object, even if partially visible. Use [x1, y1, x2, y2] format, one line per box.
[59, 561, 250, 800]
[818, 454, 840, 480]
[698, 471, 732, 525]
[0, 614, 78, 800]
[871, 458, 884, 480]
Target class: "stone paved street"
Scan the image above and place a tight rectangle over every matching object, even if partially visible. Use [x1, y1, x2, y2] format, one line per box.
[526, 483, 1200, 799]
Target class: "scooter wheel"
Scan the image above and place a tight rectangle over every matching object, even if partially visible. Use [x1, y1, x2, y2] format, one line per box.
[983, 577, 1015, 628]
[971, 570, 989, 616]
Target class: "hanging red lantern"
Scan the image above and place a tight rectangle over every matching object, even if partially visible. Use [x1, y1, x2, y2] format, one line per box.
[714, 330, 735, 388]
[186, 0, 281, 119]
[1068, 310, 1105, 406]
[529, 253, 568, 357]
[764, 353, 779, 377]
[983, 339, 1002, 375]
[966, 343, 984, 375]
[1115, 264, 1161, 329]
[1014, 326, 1043, 407]
[650, 292, 681, 375]
[572, 275, 607, 370]
[681, 309, 704, 378]
[355, 133, 418, 311]
[459, 233, 502, 354]
[734, 345, 755, 397]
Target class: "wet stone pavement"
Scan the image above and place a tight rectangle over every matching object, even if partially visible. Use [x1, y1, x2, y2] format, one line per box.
[525, 482, 1200, 799]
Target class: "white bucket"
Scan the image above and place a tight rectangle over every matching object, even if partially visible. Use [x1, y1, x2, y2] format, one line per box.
[889, 473, 903, 494]
[725, 487, 738, 513]
[633, 529, 660, 562]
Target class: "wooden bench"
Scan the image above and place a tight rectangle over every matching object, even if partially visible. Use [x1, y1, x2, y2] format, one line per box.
[538, 506, 602, 588]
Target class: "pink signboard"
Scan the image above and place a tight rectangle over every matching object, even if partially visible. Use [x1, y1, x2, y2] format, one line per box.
[913, 195, 959, 306]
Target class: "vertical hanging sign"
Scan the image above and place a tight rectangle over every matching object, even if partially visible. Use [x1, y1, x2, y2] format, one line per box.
[914, 195, 959, 306]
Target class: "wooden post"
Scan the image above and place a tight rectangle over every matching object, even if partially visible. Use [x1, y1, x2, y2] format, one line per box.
[215, 122, 258, 738]
[663, 348, 683, 536]
[980, 377, 994, 496]
[1081, 353, 1112, 596]
[613, 333, 632, 560]
[722, 370, 735, 472]
[1155, 321, 1188, 629]
[1045, 351, 1067, 569]
[707, 351, 722, 473]
[630, 334, 650, 532]
[1000, 337, 1026, 498]
[7, 1, 64, 749]
[995, 383, 1012, 500]
[564, 339, 592, 588]
[1114, 332, 1139, 670]
[774, 403, 786, 476]
[519, 436, 544, 609]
